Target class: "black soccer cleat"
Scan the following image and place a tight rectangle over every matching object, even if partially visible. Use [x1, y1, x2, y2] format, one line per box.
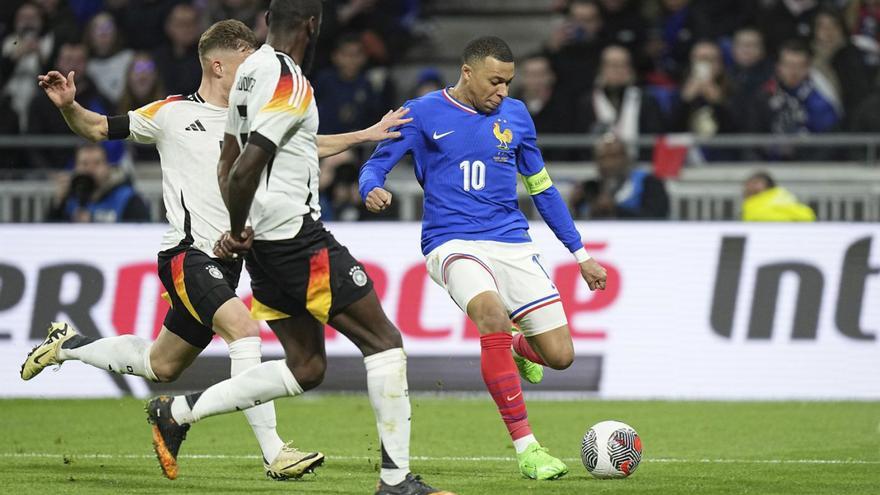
[145, 395, 190, 480]
[375, 473, 456, 495]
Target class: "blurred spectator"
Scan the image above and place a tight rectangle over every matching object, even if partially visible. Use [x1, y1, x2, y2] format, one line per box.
[811, 7, 871, 128]
[597, 0, 647, 61]
[654, 0, 698, 82]
[729, 27, 774, 130]
[84, 11, 134, 103]
[26, 41, 114, 169]
[747, 41, 841, 142]
[570, 133, 670, 219]
[0, 94, 22, 168]
[118, 52, 164, 161]
[514, 54, 576, 160]
[47, 143, 149, 222]
[843, 0, 880, 78]
[1, 1, 55, 130]
[410, 67, 443, 98]
[209, 0, 260, 27]
[153, 3, 201, 96]
[671, 40, 738, 136]
[757, 0, 819, 54]
[688, 0, 758, 41]
[314, 33, 383, 135]
[105, 0, 185, 51]
[545, 0, 605, 95]
[846, 0, 880, 42]
[574, 45, 665, 143]
[33, 0, 80, 44]
[742, 171, 816, 221]
[317, 0, 417, 69]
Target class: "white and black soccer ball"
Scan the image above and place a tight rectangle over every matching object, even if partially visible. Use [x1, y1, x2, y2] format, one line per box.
[581, 420, 642, 479]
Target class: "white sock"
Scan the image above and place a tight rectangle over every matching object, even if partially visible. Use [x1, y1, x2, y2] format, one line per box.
[365, 348, 411, 486]
[228, 337, 285, 463]
[57, 334, 158, 382]
[513, 434, 538, 454]
[170, 359, 303, 425]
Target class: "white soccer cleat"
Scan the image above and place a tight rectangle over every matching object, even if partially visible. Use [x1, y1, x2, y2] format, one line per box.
[264, 442, 325, 480]
[20, 322, 77, 380]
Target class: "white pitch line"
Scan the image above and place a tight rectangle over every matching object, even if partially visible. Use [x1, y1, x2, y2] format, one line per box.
[2, 452, 879, 465]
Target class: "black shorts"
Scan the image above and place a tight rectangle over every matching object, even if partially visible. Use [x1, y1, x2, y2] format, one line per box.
[246, 216, 373, 324]
[157, 246, 242, 348]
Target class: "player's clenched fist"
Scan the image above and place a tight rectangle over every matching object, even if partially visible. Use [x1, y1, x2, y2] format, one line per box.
[580, 258, 607, 291]
[214, 227, 254, 260]
[365, 187, 392, 213]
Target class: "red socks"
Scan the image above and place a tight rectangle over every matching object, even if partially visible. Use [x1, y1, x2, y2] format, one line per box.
[480, 332, 532, 441]
[511, 332, 547, 366]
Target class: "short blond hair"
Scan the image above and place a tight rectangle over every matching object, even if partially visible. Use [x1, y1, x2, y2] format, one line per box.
[197, 19, 257, 60]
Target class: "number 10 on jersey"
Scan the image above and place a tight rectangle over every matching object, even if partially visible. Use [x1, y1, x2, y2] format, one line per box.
[459, 160, 485, 191]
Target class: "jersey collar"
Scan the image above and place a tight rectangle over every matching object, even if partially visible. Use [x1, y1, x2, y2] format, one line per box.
[442, 88, 478, 115]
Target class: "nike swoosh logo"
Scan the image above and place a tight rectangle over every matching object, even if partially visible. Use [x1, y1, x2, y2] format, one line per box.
[280, 453, 321, 470]
[433, 130, 454, 140]
[506, 391, 522, 401]
[32, 349, 50, 365]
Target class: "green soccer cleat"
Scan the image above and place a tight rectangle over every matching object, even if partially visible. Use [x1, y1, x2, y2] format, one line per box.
[264, 442, 325, 480]
[20, 322, 77, 380]
[513, 353, 544, 384]
[517, 443, 569, 480]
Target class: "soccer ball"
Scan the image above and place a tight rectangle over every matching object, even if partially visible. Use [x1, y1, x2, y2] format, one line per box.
[581, 420, 642, 479]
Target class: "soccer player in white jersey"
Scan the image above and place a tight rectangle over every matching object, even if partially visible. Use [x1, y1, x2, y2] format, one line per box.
[20, 19, 410, 481]
[144, 2, 454, 494]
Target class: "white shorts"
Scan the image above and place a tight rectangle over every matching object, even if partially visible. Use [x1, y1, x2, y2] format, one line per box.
[425, 239, 568, 336]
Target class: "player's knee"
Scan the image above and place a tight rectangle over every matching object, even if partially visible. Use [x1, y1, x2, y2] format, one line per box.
[373, 321, 403, 351]
[151, 359, 184, 383]
[288, 355, 326, 391]
[546, 348, 575, 370]
[219, 315, 260, 341]
[474, 309, 511, 335]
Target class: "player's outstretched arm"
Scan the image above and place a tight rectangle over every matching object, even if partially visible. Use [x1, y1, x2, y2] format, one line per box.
[227, 133, 273, 240]
[37, 70, 108, 142]
[316, 107, 412, 159]
[358, 106, 417, 211]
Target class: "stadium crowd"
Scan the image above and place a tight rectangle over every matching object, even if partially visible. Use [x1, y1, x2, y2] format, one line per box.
[0, 0, 854, 222]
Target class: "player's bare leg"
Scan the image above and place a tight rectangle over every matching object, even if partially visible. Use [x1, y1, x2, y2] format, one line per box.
[20, 322, 194, 383]
[148, 329, 202, 381]
[152, 309, 325, 480]
[209, 298, 312, 479]
[467, 291, 568, 480]
[330, 290, 453, 495]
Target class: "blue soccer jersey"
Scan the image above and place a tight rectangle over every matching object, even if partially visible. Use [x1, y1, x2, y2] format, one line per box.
[360, 88, 582, 255]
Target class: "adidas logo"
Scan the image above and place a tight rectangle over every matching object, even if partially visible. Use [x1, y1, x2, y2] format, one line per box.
[185, 120, 206, 132]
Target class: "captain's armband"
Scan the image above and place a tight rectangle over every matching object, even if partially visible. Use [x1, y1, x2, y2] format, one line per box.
[521, 167, 553, 195]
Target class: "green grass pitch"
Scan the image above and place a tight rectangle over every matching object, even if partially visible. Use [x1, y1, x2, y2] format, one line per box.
[1, 396, 878, 494]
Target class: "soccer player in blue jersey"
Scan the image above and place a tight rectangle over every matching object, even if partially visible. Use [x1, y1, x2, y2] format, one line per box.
[359, 36, 608, 481]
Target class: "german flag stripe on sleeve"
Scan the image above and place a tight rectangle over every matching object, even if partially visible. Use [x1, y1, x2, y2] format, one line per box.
[259, 57, 313, 116]
[135, 94, 185, 120]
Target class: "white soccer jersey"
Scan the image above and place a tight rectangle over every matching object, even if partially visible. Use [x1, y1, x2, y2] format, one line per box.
[225, 44, 321, 241]
[127, 93, 229, 256]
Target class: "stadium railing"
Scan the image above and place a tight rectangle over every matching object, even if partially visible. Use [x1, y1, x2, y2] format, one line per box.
[1, 134, 880, 222]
